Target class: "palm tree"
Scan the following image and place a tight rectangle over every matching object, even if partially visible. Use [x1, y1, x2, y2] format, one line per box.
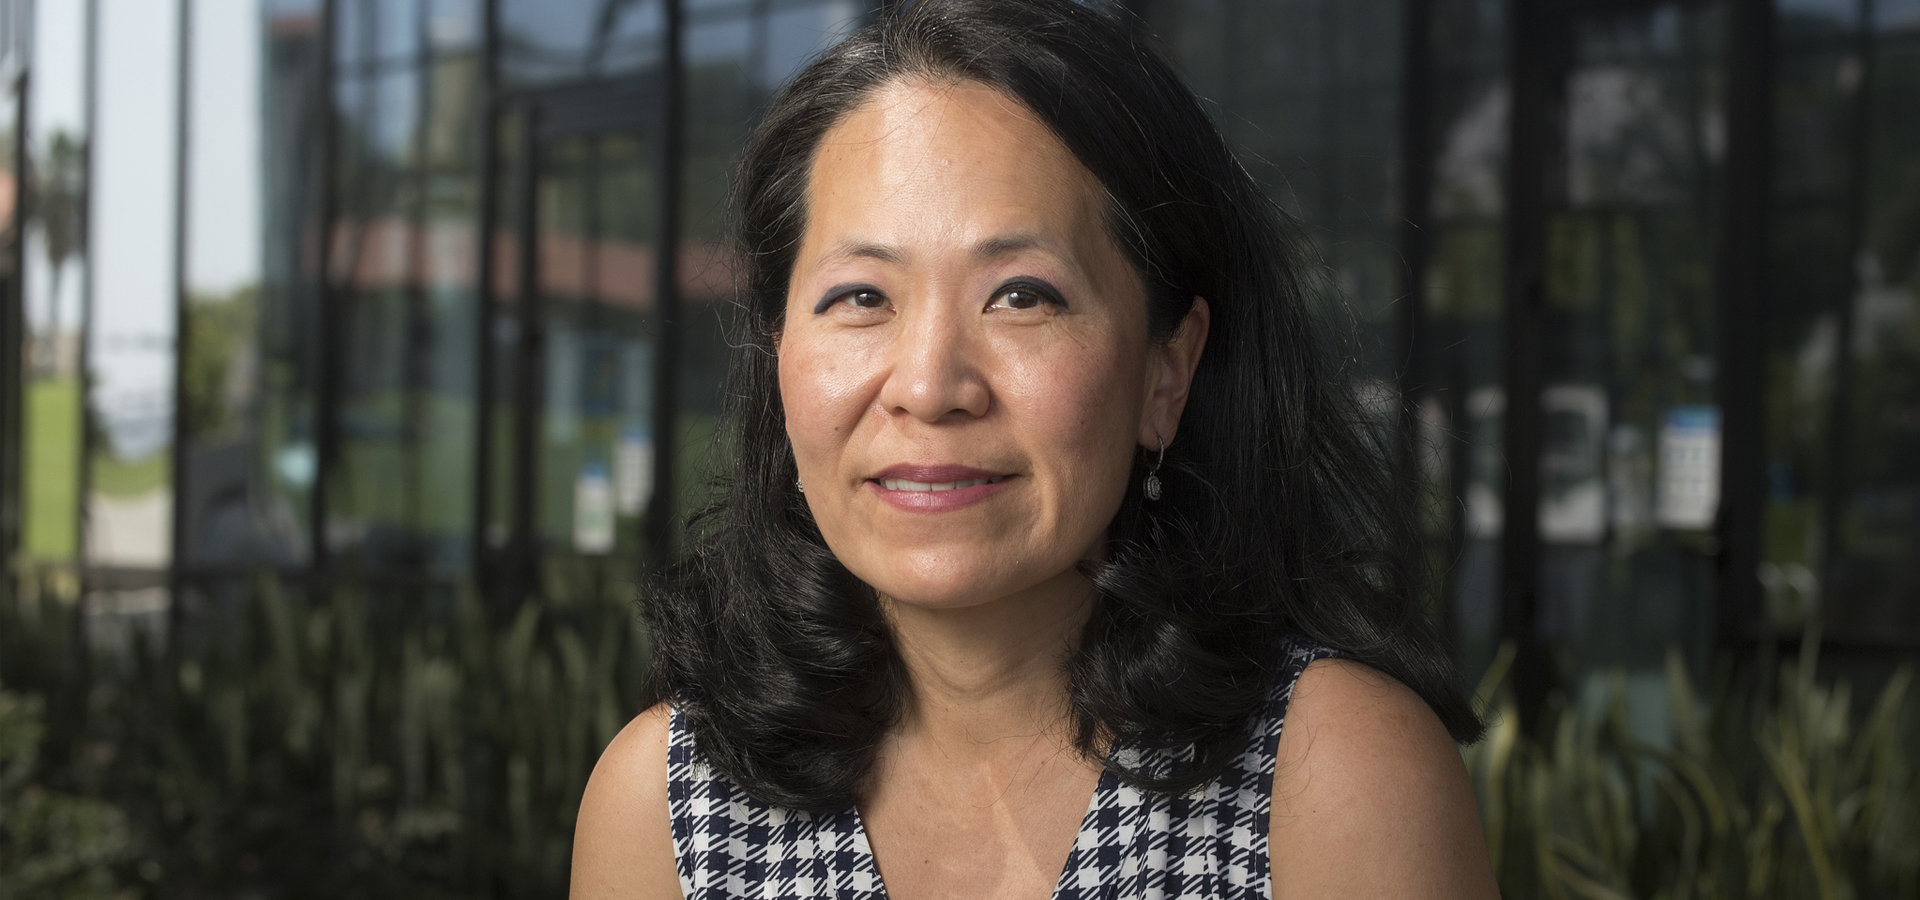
[32, 130, 86, 376]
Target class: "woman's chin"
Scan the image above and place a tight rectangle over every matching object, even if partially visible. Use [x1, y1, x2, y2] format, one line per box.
[868, 572, 1007, 612]
[867, 564, 1092, 618]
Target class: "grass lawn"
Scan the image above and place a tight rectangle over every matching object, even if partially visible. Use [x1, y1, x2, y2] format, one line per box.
[24, 377, 81, 560]
[91, 448, 171, 498]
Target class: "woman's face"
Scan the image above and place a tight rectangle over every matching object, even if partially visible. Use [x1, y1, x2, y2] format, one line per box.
[778, 78, 1206, 611]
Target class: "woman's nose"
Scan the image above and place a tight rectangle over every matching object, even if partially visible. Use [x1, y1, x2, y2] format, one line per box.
[877, 304, 990, 423]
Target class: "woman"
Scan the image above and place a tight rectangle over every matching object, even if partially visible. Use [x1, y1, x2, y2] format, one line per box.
[573, 1, 1498, 897]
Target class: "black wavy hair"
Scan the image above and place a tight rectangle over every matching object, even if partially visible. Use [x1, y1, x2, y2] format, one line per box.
[641, 0, 1482, 813]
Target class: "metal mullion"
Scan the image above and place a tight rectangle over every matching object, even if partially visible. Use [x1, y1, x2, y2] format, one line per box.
[1396, 0, 1443, 619]
[1500, 0, 1563, 723]
[580, 133, 605, 579]
[0, 64, 24, 562]
[1218, 1, 1241, 129]
[1713, 0, 1774, 649]
[1396, 0, 1437, 432]
[167, 0, 190, 627]
[400, 0, 434, 568]
[646, 0, 683, 573]
[1818, 0, 1879, 624]
[312, 0, 343, 576]
[747, 0, 769, 90]
[584, 137, 602, 317]
[459, 9, 506, 876]
[471, 0, 499, 593]
[1312, 0, 1343, 316]
[320, 16, 388, 569]
[73, 0, 97, 579]
[508, 103, 541, 602]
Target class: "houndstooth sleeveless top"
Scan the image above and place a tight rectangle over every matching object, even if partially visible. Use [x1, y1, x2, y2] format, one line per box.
[666, 635, 1340, 900]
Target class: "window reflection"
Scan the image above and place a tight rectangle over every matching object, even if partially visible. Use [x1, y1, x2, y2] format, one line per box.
[5, 0, 1913, 670]
[1826, 20, 1920, 637]
[316, 0, 486, 576]
[1153, 0, 1406, 341]
[428, 0, 481, 52]
[1426, 0, 1510, 676]
[501, 0, 665, 87]
[1539, 4, 1724, 680]
[180, 0, 304, 574]
[1764, 0, 1920, 643]
[1880, 0, 1920, 32]
[529, 132, 657, 568]
[87, 0, 187, 573]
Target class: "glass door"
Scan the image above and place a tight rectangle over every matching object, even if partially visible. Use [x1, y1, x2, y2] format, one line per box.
[490, 78, 672, 601]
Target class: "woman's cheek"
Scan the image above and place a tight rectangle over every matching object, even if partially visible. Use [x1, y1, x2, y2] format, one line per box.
[1012, 339, 1143, 451]
[780, 335, 875, 467]
[778, 344, 832, 458]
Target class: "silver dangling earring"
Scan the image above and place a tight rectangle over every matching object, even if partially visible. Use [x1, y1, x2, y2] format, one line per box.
[796, 477, 805, 494]
[1144, 435, 1165, 501]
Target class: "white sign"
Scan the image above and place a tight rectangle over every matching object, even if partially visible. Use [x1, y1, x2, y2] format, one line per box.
[574, 461, 615, 554]
[1540, 385, 1608, 545]
[615, 427, 654, 516]
[1656, 405, 1719, 530]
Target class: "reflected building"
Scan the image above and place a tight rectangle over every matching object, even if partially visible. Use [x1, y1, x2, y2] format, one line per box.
[1, 0, 1917, 709]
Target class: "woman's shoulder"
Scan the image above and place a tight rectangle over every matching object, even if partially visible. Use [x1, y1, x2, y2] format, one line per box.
[570, 703, 683, 900]
[1267, 657, 1499, 899]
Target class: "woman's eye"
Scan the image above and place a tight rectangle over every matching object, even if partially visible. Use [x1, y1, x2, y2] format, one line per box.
[810, 284, 889, 315]
[990, 285, 1056, 311]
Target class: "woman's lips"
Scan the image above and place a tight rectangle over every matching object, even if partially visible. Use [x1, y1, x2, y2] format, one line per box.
[868, 466, 1013, 510]
[878, 475, 1008, 492]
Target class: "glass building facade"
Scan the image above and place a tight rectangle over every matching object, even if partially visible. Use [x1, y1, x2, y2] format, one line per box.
[2, 0, 1917, 699]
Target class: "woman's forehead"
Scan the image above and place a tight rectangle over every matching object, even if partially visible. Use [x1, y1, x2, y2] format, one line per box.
[798, 79, 1113, 268]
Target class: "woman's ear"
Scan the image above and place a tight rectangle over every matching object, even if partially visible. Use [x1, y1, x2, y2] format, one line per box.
[1140, 296, 1210, 448]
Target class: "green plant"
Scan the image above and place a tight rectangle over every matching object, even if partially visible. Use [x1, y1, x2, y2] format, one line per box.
[0, 682, 134, 899]
[10, 562, 1917, 899]
[0, 570, 649, 899]
[1466, 639, 1920, 900]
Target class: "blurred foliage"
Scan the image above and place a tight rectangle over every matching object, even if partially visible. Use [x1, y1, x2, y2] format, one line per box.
[7, 560, 1918, 898]
[0, 682, 134, 899]
[0, 569, 648, 898]
[181, 286, 260, 444]
[32, 131, 87, 324]
[1467, 638, 1920, 900]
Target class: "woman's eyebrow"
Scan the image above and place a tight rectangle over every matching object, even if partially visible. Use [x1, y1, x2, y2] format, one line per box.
[973, 233, 1051, 260]
[821, 240, 905, 265]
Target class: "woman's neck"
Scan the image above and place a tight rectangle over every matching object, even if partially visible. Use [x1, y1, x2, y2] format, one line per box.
[879, 567, 1093, 761]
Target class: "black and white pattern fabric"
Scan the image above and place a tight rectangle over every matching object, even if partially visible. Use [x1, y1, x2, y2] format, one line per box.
[666, 635, 1340, 900]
